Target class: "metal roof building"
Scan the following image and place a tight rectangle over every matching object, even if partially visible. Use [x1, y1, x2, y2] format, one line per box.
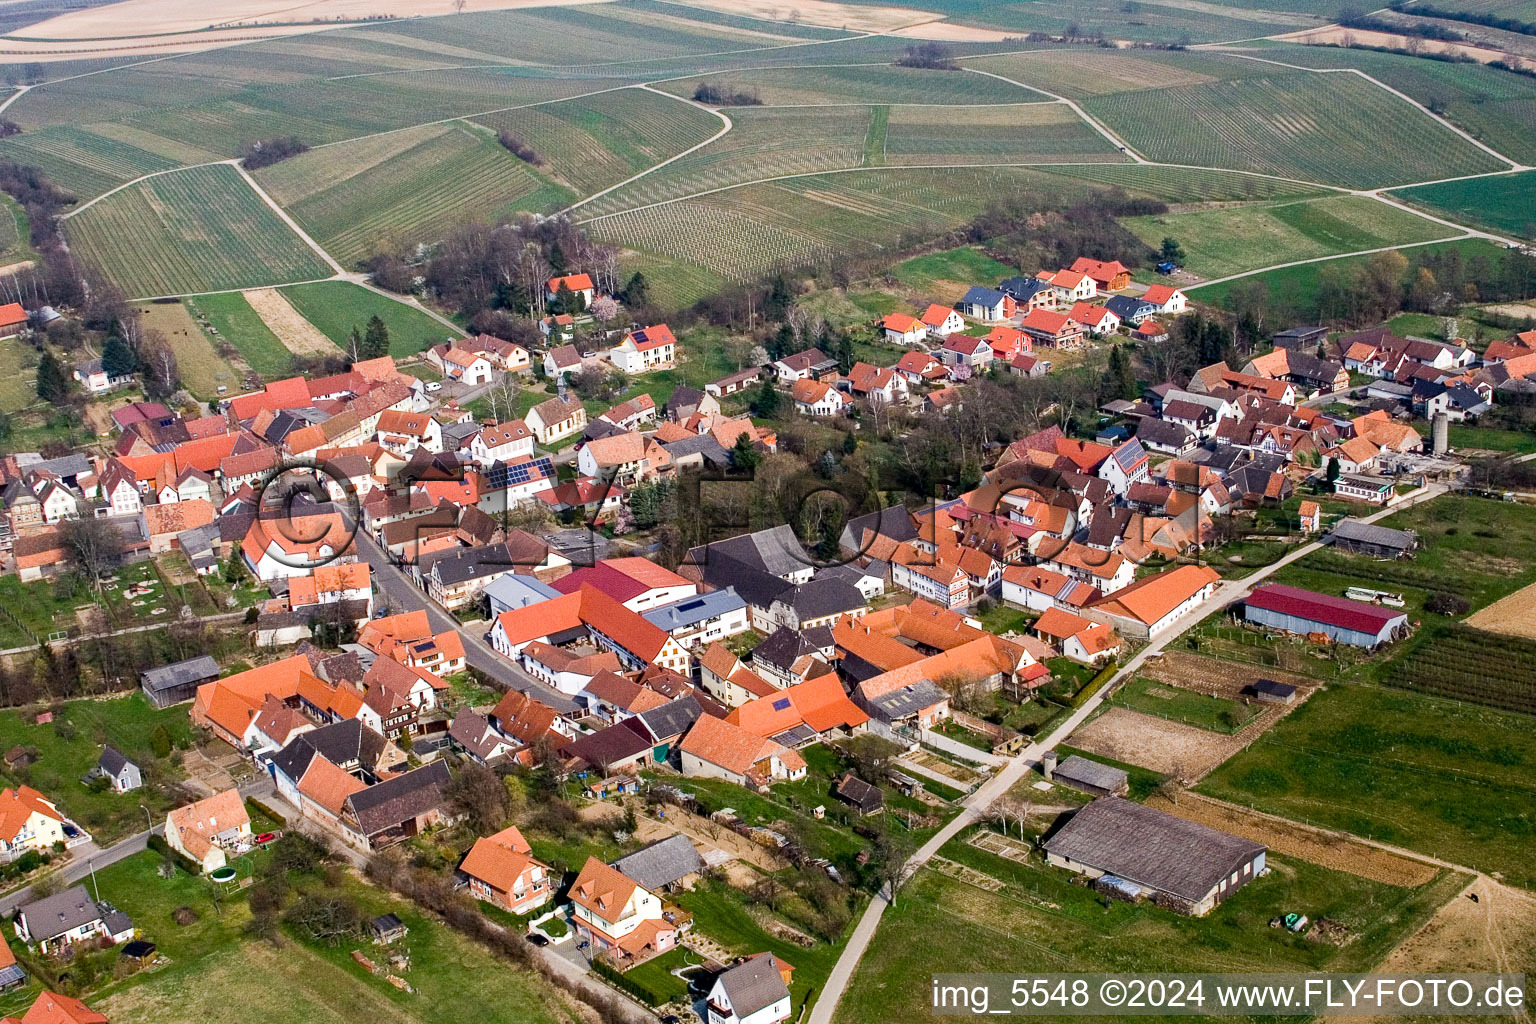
[1243, 583, 1408, 648]
[1044, 798, 1266, 916]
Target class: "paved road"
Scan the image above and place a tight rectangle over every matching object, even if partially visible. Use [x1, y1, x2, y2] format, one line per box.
[807, 483, 1448, 1024]
[0, 777, 276, 915]
[352, 527, 578, 711]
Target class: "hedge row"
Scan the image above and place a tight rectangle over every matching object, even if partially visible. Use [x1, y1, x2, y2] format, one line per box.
[245, 797, 287, 828]
[592, 958, 670, 1006]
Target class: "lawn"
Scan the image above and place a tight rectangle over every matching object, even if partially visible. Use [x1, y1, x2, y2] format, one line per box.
[1392, 169, 1536, 241]
[890, 245, 1016, 294]
[1199, 682, 1536, 888]
[1123, 195, 1455, 280]
[1418, 421, 1536, 454]
[833, 826, 1467, 1024]
[0, 336, 37, 414]
[278, 282, 459, 358]
[77, 851, 573, 1024]
[975, 604, 1034, 636]
[620, 946, 692, 1005]
[1107, 675, 1255, 734]
[678, 879, 851, 1018]
[1193, 238, 1513, 313]
[187, 291, 291, 378]
[0, 692, 195, 844]
[133, 300, 240, 400]
[63, 163, 334, 298]
[0, 574, 98, 647]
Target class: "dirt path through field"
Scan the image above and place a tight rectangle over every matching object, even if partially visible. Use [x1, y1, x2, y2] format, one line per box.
[1465, 579, 1536, 640]
[244, 288, 338, 357]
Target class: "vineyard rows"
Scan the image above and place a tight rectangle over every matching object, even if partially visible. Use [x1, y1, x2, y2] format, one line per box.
[588, 197, 839, 283]
[471, 88, 720, 198]
[1384, 628, 1536, 715]
[64, 164, 333, 298]
[1085, 72, 1508, 188]
[0, 125, 178, 201]
[580, 105, 873, 216]
[654, 64, 1044, 106]
[964, 48, 1260, 101]
[259, 123, 560, 266]
[882, 103, 1123, 164]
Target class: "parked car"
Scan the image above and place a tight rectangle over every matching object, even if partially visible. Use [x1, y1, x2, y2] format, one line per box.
[425, 380, 442, 392]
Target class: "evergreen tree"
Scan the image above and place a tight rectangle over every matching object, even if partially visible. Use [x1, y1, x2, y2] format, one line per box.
[622, 271, 650, 309]
[554, 283, 580, 315]
[1159, 237, 1185, 264]
[101, 336, 136, 378]
[752, 377, 780, 418]
[362, 316, 390, 360]
[835, 333, 855, 374]
[1325, 457, 1340, 491]
[842, 431, 857, 454]
[732, 432, 760, 472]
[35, 350, 68, 404]
[770, 323, 794, 362]
[547, 241, 567, 275]
[764, 274, 792, 322]
[1105, 345, 1137, 401]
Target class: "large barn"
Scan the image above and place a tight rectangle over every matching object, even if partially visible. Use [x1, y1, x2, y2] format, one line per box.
[1043, 798, 1266, 916]
[1242, 583, 1408, 648]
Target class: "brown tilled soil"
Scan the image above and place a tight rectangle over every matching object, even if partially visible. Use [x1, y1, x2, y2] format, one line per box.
[1323, 876, 1536, 1024]
[1138, 651, 1317, 700]
[1070, 707, 1236, 778]
[1465, 579, 1536, 641]
[1145, 792, 1438, 887]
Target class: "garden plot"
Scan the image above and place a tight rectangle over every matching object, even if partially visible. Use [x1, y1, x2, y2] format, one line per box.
[1068, 707, 1238, 779]
[1138, 651, 1317, 700]
[243, 288, 338, 357]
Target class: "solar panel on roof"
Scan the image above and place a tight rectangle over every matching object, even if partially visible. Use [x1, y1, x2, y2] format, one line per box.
[503, 457, 553, 486]
[772, 698, 791, 711]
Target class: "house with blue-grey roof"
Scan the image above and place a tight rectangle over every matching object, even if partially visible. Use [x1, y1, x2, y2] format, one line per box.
[997, 276, 1057, 311]
[1105, 295, 1157, 325]
[642, 587, 751, 650]
[958, 286, 1015, 322]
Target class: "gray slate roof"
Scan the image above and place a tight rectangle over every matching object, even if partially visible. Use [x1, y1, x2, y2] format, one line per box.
[1328, 518, 1416, 551]
[1044, 798, 1265, 902]
[19, 885, 106, 941]
[609, 834, 704, 891]
[716, 953, 790, 1020]
[863, 680, 948, 721]
[346, 759, 452, 836]
[141, 655, 221, 695]
[1052, 755, 1127, 794]
[97, 746, 138, 777]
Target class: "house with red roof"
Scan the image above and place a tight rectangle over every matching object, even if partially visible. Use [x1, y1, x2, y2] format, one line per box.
[552, 557, 696, 611]
[1033, 607, 1122, 665]
[919, 303, 966, 337]
[894, 349, 947, 384]
[546, 273, 596, 306]
[791, 378, 849, 417]
[1141, 284, 1188, 314]
[1036, 269, 1096, 304]
[1243, 583, 1407, 647]
[0, 303, 28, 339]
[983, 325, 1030, 361]
[1069, 257, 1131, 293]
[489, 585, 690, 679]
[1019, 308, 1088, 349]
[880, 313, 927, 345]
[0, 787, 66, 858]
[2, 991, 109, 1024]
[1068, 302, 1120, 336]
[569, 857, 678, 963]
[1086, 563, 1219, 639]
[726, 673, 868, 744]
[679, 714, 807, 788]
[939, 333, 993, 369]
[610, 324, 677, 374]
[461, 825, 553, 916]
